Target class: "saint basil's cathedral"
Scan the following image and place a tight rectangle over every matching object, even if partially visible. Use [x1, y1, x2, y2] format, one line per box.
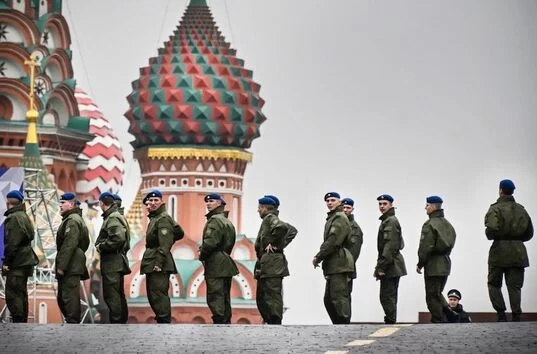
[0, 0, 265, 324]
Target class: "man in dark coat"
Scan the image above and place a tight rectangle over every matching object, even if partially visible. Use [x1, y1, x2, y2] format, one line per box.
[313, 192, 354, 324]
[446, 289, 471, 323]
[416, 196, 456, 323]
[263, 195, 298, 248]
[56, 192, 90, 323]
[96, 192, 131, 323]
[1, 190, 38, 322]
[141, 190, 183, 323]
[485, 179, 533, 322]
[199, 193, 239, 324]
[255, 196, 290, 324]
[374, 194, 407, 324]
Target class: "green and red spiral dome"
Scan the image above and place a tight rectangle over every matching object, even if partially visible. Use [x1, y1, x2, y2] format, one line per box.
[125, 0, 266, 149]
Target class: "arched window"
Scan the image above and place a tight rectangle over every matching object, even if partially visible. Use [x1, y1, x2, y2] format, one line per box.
[38, 302, 47, 324]
[168, 195, 177, 221]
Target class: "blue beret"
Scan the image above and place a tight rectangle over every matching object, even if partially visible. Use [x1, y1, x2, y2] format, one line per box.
[6, 190, 24, 201]
[142, 195, 150, 204]
[258, 196, 277, 206]
[426, 195, 443, 204]
[113, 194, 122, 201]
[204, 193, 226, 205]
[60, 192, 76, 201]
[264, 195, 280, 207]
[99, 192, 115, 201]
[324, 192, 340, 201]
[377, 194, 394, 203]
[499, 179, 515, 191]
[145, 190, 162, 199]
[341, 198, 354, 206]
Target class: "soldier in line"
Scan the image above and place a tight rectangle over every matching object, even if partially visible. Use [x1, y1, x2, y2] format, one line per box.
[254, 196, 290, 325]
[341, 198, 363, 316]
[140, 190, 180, 323]
[313, 192, 354, 324]
[1, 190, 39, 323]
[485, 179, 534, 322]
[113, 194, 126, 215]
[374, 194, 407, 324]
[95, 192, 131, 324]
[446, 289, 471, 323]
[416, 196, 456, 323]
[263, 195, 298, 248]
[56, 192, 90, 324]
[199, 193, 238, 324]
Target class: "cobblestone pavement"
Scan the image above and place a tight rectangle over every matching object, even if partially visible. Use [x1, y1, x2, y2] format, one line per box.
[0, 322, 535, 353]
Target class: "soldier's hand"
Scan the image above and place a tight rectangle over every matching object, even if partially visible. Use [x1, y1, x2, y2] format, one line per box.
[416, 265, 422, 274]
[312, 256, 319, 268]
[1, 265, 9, 274]
[57, 269, 64, 276]
[265, 244, 275, 253]
[153, 265, 162, 272]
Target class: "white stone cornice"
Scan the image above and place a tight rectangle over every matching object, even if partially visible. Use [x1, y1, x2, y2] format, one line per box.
[141, 171, 244, 179]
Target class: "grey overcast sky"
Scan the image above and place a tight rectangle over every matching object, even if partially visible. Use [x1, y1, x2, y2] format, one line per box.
[65, 0, 537, 324]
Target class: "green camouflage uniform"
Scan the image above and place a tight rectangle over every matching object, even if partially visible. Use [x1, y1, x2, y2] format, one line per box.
[375, 207, 407, 324]
[56, 207, 90, 323]
[344, 213, 363, 319]
[2, 204, 38, 322]
[199, 205, 239, 324]
[95, 204, 131, 323]
[141, 204, 178, 323]
[254, 210, 290, 324]
[485, 195, 533, 319]
[417, 209, 456, 323]
[315, 205, 354, 324]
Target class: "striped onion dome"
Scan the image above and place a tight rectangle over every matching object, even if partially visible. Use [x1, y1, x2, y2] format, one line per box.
[75, 87, 125, 201]
[125, 0, 267, 149]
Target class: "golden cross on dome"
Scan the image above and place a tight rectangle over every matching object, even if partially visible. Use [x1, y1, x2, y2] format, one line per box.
[23, 55, 40, 143]
[24, 55, 40, 114]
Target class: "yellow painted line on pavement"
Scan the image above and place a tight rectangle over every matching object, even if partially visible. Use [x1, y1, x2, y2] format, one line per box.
[369, 327, 401, 337]
[346, 339, 376, 346]
[324, 351, 348, 354]
[392, 324, 413, 327]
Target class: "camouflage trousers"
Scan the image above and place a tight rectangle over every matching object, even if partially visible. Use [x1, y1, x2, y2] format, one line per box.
[57, 275, 81, 324]
[146, 272, 171, 323]
[379, 276, 400, 324]
[324, 273, 351, 324]
[102, 272, 128, 324]
[424, 275, 448, 323]
[206, 277, 232, 324]
[256, 277, 283, 324]
[488, 266, 525, 315]
[5, 273, 30, 322]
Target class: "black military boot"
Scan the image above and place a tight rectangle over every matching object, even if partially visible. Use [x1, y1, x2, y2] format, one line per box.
[512, 313, 521, 322]
[497, 312, 507, 322]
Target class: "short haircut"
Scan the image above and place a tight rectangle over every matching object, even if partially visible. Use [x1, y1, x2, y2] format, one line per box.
[265, 205, 276, 212]
[8, 199, 22, 206]
[501, 188, 514, 196]
[101, 195, 115, 206]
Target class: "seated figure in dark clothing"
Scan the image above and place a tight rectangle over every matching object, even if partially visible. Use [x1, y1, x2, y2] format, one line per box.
[445, 289, 471, 323]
